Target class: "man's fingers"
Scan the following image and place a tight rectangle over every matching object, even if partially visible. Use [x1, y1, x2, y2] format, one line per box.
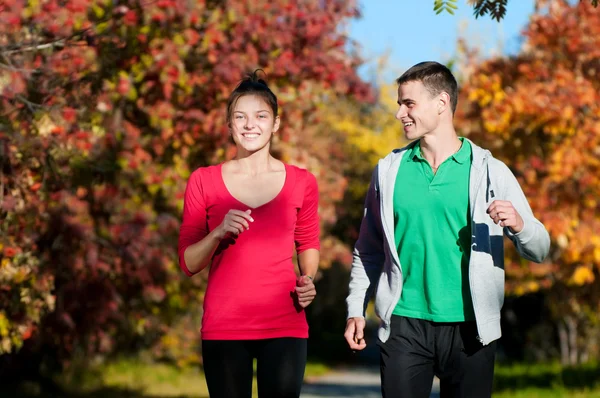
[355, 323, 365, 340]
[488, 202, 515, 215]
[344, 319, 367, 351]
[488, 200, 510, 208]
[344, 325, 357, 348]
[347, 336, 366, 351]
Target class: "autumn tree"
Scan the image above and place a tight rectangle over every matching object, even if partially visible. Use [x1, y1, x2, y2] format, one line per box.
[433, 0, 598, 21]
[322, 83, 405, 246]
[0, 0, 373, 375]
[456, 0, 600, 364]
[302, 82, 404, 359]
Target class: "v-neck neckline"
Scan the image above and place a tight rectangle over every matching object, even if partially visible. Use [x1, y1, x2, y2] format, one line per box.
[218, 163, 291, 210]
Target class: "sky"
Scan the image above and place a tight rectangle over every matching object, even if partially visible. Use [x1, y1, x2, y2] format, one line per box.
[348, 1, 536, 81]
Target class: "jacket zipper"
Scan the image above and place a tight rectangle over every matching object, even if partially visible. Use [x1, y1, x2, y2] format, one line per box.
[378, 159, 403, 329]
[469, 156, 490, 345]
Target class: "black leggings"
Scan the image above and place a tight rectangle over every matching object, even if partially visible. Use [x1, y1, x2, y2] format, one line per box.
[202, 338, 307, 398]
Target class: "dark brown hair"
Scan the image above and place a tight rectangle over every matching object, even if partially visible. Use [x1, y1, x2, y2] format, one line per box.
[396, 61, 458, 113]
[226, 69, 278, 124]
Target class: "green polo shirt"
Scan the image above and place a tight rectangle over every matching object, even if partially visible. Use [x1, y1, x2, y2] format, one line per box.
[392, 138, 475, 322]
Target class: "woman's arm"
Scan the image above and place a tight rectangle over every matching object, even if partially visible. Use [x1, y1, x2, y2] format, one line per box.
[298, 248, 319, 279]
[293, 171, 321, 307]
[178, 170, 253, 276]
[183, 209, 253, 274]
[295, 248, 319, 308]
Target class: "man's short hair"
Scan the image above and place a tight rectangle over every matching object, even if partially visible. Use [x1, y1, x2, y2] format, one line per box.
[396, 61, 458, 114]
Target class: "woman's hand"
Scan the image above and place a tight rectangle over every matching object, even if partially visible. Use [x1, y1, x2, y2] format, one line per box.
[295, 275, 316, 308]
[215, 209, 254, 239]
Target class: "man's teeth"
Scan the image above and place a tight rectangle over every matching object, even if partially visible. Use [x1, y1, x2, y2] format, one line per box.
[243, 133, 259, 138]
[404, 122, 413, 127]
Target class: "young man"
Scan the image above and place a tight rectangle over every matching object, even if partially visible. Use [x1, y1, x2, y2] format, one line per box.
[344, 61, 550, 398]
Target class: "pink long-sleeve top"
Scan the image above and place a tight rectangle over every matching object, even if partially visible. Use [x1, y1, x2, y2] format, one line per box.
[178, 163, 320, 340]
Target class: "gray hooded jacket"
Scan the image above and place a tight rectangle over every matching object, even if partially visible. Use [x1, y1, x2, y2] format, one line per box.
[346, 138, 551, 345]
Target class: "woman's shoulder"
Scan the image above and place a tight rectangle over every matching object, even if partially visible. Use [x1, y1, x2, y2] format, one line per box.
[285, 163, 315, 182]
[285, 163, 314, 177]
[190, 163, 222, 178]
[284, 164, 318, 193]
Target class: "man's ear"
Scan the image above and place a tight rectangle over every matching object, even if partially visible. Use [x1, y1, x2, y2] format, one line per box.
[438, 92, 451, 114]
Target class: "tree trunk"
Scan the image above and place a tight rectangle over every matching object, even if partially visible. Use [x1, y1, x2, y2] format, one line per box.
[565, 316, 578, 365]
[558, 320, 570, 365]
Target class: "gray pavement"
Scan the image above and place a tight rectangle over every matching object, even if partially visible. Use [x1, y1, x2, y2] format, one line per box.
[301, 367, 440, 398]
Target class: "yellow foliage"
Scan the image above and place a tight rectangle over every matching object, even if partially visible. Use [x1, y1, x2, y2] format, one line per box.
[594, 247, 600, 265]
[569, 266, 595, 286]
[325, 83, 405, 163]
[527, 281, 540, 293]
[0, 312, 8, 337]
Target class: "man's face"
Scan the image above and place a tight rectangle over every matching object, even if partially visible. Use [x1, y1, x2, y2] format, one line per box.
[395, 80, 440, 141]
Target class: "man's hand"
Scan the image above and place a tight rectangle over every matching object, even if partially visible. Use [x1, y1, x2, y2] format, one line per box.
[295, 275, 316, 308]
[487, 200, 524, 233]
[344, 317, 367, 351]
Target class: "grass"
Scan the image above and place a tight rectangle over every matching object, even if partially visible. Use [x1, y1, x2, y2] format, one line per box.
[494, 390, 600, 398]
[3, 359, 600, 397]
[1, 358, 333, 398]
[75, 359, 210, 397]
[492, 361, 600, 398]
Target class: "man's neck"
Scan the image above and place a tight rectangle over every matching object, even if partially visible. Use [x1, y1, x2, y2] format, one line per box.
[419, 131, 462, 170]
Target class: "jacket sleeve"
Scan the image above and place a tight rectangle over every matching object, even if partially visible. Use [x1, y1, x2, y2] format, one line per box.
[499, 162, 551, 263]
[346, 165, 386, 319]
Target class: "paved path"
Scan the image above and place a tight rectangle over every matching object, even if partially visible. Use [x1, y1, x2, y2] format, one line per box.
[301, 367, 440, 398]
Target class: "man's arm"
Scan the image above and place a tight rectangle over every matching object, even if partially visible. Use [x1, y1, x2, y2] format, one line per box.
[345, 165, 385, 350]
[488, 162, 550, 263]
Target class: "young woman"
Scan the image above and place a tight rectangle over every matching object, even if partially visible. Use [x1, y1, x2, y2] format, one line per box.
[178, 71, 320, 398]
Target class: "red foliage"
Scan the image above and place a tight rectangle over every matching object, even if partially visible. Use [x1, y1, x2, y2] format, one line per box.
[0, 0, 372, 363]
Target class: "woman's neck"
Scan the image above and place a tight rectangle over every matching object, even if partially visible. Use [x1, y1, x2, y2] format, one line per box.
[233, 148, 277, 175]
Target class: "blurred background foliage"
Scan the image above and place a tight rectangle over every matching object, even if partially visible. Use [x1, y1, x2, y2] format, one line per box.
[1, 0, 599, 396]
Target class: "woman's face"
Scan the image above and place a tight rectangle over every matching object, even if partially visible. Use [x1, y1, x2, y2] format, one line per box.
[230, 95, 280, 154]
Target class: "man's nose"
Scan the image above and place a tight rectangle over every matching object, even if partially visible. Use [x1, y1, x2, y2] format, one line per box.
[395, 106, 406, 120]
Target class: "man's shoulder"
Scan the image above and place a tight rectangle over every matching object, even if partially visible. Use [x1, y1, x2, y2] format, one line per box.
[466, 138, 509, 171]
[486, 154, 512, 175]
[379, 142, 415, 163]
